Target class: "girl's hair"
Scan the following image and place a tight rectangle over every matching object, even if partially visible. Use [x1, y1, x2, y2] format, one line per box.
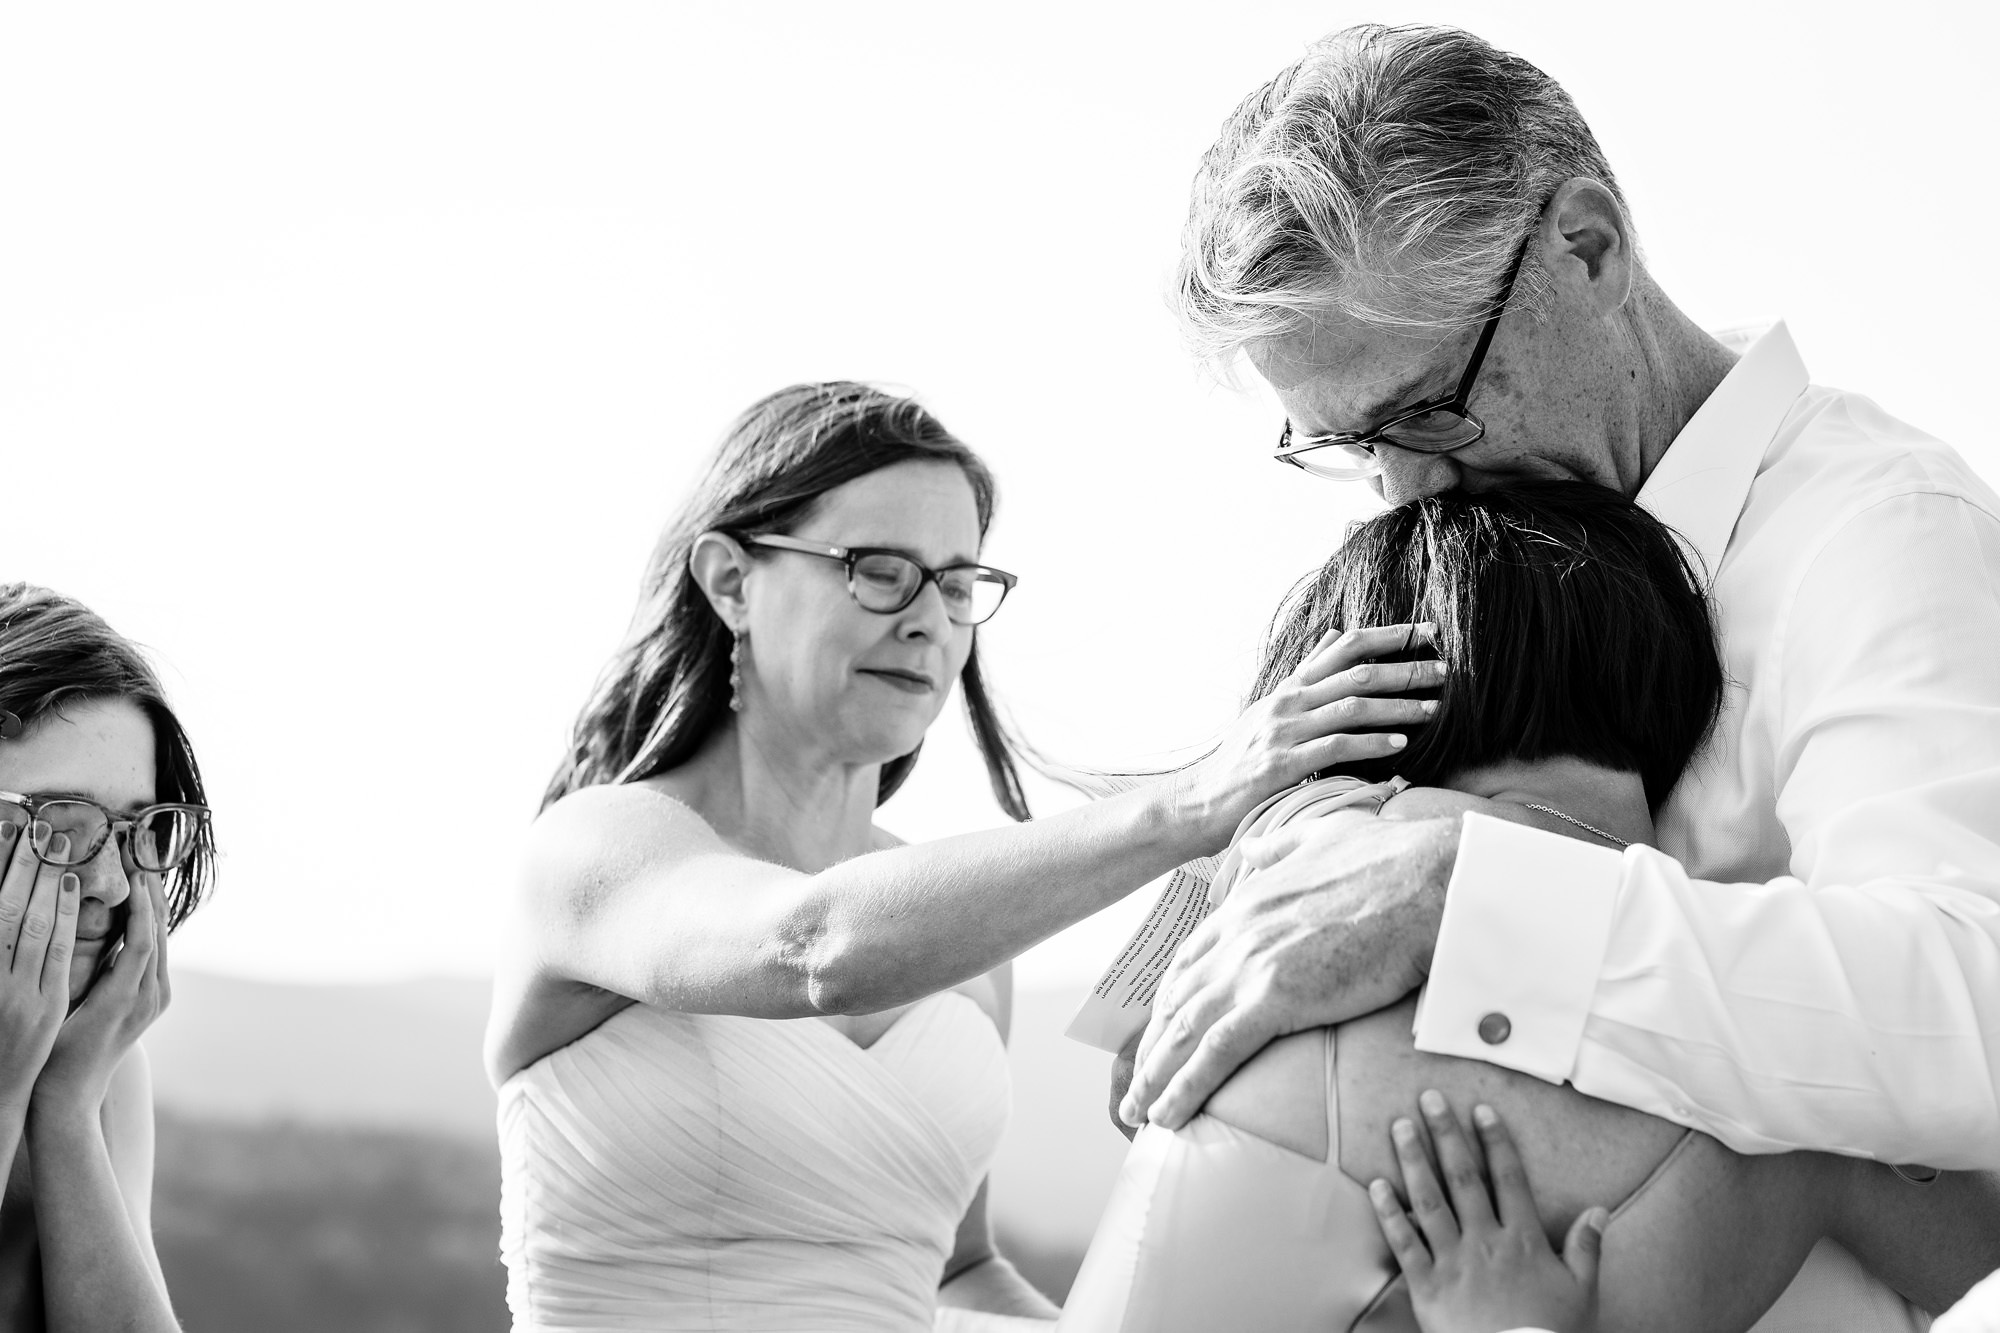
[0, 583, 216, 929]
[1250, 481, 1722, 809]
[544, 381, 1029, 819]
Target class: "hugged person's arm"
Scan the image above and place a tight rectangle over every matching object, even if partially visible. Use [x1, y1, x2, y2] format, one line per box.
[1371, 1096, 1606, 1333]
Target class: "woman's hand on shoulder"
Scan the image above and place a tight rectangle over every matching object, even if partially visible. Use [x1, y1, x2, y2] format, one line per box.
[1371, 1093, 1606, 1333]
[1174, 624, 1442, 846]
[33, 869, 169, 1118]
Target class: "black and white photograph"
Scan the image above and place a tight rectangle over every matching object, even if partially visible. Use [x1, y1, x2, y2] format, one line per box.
[3, 2, 1998, 1330]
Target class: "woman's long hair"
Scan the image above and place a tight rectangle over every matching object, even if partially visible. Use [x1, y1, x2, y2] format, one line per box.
[543, 382, 1029, 819]
[1250, 482, 1723, 810]
[0, 583, 216, 929]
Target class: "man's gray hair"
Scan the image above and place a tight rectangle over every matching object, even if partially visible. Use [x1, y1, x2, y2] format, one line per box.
[1175, 24, 1628, 363]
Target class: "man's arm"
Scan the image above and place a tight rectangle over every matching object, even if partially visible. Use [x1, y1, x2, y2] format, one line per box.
[1129, 491, 2000, 1166]
[1417, 490, 2000, 1165]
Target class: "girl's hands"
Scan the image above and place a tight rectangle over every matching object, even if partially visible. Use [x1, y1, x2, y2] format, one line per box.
[1174, 623, 1441, 845]
[0, 820, 80, 1108]
[32, 865, 169, 1116]
[1370, 1092, 1607, 1333]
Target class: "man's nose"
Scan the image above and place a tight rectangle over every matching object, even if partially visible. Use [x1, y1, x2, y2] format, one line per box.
[1375, 447, 1461, 504]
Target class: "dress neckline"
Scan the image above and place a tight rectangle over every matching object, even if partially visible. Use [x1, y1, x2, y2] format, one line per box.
[819, 989, 983, 1055]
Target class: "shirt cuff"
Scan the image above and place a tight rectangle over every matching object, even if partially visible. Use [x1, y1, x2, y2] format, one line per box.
[1412, 812, 1625, 1083]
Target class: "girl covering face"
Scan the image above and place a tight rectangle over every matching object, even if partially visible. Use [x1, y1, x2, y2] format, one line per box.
[0, 582, 214, 1333]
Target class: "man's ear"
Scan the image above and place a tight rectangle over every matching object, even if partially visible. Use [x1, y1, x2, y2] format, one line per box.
[1537, 177, 1636, 317]
[688, 531, 753, 629]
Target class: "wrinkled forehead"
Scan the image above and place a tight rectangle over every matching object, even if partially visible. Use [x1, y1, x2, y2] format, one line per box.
[1247, 313, 1471, 420]
[0, 699, 158, 811]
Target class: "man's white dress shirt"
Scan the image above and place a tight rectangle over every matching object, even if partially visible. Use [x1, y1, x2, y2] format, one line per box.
[1417, 322, 2000, 1168]
[1410, 324, 2000, 1327]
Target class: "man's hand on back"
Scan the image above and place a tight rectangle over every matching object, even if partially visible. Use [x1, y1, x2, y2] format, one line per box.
[1119, 809, 1460, 1130]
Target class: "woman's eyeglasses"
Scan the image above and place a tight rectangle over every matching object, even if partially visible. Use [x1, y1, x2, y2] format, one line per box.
[739, 533, 1017, 626]
[1274, 238, 1529, 482]
[0, 791, 210, 872]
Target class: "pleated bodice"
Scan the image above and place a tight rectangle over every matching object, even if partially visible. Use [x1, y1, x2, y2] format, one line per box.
[498, 991, 1010, 1332]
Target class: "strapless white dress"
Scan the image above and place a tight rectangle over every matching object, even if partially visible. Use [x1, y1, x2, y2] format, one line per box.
[498, 991, 1013, 1332]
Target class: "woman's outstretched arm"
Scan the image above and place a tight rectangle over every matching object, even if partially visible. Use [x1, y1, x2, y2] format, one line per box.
[520, 626, 1440, 1022]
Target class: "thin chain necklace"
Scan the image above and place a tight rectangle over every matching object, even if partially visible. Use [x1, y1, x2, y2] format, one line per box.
[1522, 803, 1631, 849]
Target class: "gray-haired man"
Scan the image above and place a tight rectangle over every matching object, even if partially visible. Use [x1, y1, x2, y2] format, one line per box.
[1120, 23, 2000, 1328]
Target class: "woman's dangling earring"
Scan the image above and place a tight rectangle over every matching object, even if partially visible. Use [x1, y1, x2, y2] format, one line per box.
[728, 629, 745, 713]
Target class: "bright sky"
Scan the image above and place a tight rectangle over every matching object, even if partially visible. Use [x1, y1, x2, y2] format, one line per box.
[2, 1, 1993, 988]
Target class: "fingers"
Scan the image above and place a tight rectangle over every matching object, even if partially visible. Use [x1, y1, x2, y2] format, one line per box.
[10, 844, 69, 981]
[1293, 728, 1410, 774]
[113, 863, 159, 994]
[1237, 811, 1376, 873]
[40, 872, 79, 1003]
[1130, 923, 1220, 1079]
[1122, 982, 1222, 1127]
[1300, 657, 1447, 714]
[1392, 1113, 1461, 1251]
[1369, 1178, 1433, 1282]
[1294, 623, 1436, 688]
[1563, 1206, 1609, 1287]
[150, 872, 171, 1011]
[1473, 1103, 1539, 1229]
[0, 821, 44, 963]
[1237, 825, 1311, 872]
[1421, 1089, 1497, 1232]
[1146, 1006, 1279, 1130]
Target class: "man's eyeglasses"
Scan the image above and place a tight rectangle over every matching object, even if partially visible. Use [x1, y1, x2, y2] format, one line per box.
[740, 533, 1018, 626]
[0, 791, 210, 872]
[1274, 238, 1531, 482]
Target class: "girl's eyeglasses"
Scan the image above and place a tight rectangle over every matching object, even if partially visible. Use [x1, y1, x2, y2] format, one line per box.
[0, 791, 210, 872]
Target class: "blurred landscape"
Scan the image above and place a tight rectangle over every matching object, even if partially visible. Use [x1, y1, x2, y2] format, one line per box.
[145, 973, 1130, 1330]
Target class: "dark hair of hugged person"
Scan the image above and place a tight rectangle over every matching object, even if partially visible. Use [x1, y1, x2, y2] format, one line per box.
[0, 581, 215, 927]
[1250, 481, 1724, 809]
[544, 381, 1029, 818]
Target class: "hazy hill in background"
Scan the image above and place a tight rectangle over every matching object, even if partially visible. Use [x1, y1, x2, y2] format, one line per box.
[145, 972, 1130, 1329]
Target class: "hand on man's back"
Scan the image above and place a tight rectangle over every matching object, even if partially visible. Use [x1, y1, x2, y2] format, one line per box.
[1119, 809, 1460, 1131]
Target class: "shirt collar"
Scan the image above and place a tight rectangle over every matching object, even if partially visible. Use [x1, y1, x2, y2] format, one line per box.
[1635, 321, 1809, 582]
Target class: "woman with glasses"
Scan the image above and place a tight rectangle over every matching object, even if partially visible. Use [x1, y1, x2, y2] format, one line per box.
[0, 582, 214, 1333]
[484, 381, 1434, 1331]
[1062, 484, 1998, 1333]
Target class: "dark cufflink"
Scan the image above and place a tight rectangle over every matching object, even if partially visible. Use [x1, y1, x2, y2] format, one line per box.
[1477, 1011, 1512, 1045]
[0, 710, 22, 740]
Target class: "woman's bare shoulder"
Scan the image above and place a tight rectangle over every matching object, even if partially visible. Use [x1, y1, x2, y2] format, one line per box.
[523, 782, 731, 896]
